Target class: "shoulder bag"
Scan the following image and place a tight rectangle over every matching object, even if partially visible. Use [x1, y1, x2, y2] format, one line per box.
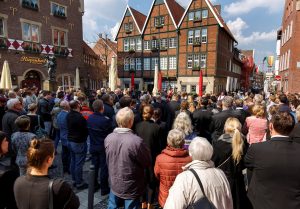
[34, 115, 48, 139]
[187, 169, 216, 209]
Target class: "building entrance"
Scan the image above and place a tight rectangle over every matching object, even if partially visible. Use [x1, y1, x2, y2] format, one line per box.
[21, 70, 41, 90]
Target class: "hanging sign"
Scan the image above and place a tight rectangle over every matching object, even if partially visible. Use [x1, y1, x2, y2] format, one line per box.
[20, 56, 47, 65]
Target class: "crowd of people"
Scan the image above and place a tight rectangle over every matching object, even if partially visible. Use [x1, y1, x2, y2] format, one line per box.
[1, 86, 300, 209]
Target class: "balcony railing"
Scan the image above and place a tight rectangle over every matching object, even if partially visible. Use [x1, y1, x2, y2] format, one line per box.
[22, 0, 39, 11]
[53, 46, 69, 57]
[0, 37, 7, 49]
[53, 10, 66, 18]
[22, 41, 41, 53]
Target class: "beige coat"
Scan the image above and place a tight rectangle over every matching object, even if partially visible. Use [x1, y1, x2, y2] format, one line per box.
[164, 160, 233, 209]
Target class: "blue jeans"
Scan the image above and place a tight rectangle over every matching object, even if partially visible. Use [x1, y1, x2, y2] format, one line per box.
[69, 141, 87, 186]
[91, 150, 109, 194]
[108, 191, 140, 209]
[44, 121, 52, 136]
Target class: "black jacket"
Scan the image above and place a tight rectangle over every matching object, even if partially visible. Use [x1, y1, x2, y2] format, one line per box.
[66, 110, 88, 143]
[193, 108, 213, 141]
[166, 101, 180, 130]
[2, 110, 20, 141]
[244, 137, 300, 209]
[210, 109, 242, 143]
[234, 108, 250, 126]
[103, 103, 115, 120]
[37, 98, 52, 122]
[212, 134, 251, 209]
[290, 123, 300, 143]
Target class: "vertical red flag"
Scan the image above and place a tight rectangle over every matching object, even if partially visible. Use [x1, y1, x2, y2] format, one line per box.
[199, 70, 203, 96]
[158, 71, 162, 91]
[131, 72, 135, 90]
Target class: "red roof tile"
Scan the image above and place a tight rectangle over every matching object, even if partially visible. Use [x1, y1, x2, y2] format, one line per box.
[165, 0, 185, 25]
[130, 7, 147, 32]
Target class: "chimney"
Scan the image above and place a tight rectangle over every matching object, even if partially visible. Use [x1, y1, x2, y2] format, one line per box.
[214, 5, 221, 15]
[99, 33, 103, 39]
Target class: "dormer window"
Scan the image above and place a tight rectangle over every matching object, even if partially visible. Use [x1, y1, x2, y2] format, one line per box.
[154, 16, 165, 28]
[51, 2, 67, 18]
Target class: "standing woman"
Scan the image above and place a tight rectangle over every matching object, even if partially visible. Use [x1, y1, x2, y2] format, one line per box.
[135, 105, 160, 209]
[14, 139, 79, 209]
[212, 118, 251, 209]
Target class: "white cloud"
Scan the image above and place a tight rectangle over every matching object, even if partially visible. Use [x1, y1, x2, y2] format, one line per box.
[227, 18, 277, 45]
[224, 0, 284, 16]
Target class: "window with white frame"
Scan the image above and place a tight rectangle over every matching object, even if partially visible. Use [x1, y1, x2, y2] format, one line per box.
[195, 30, 201, 44]
[129, 23, 133, 31]
[188, 30, 194, 44]
[160, 38, 168, 49]
[160, 57, 168, 70]
[144, 40, 150, 50]
[136, 58, 142, 70]
[22, 22, 40, 42]
[51, 2, 67, 17]
[0, 18, 5, 37]
[188, 12, 194, 21]
[194, 11, 201, 20]
[130, 58, 135, 70]
[124, 39, 129, 52]
[169, 38, 176, 48]
[53, 29, 67, 46]
[169, 57, 177, 69]
[154, 16, 165, 27]
[124, 23, 129, 31]
[136, 38, 142, 51]
[144, 58, 150, 70]
[187, 55, 193, 68]
[202, 9, 208, 18]
[152, 39, 158, 49]
[152, 57, 159, 70]
[129, 39, 135, 50]
[202, 28, 207, 43]
[201, 54, 207, 68]
[194, 54, 200, 68]
[124, 58, 129, 71]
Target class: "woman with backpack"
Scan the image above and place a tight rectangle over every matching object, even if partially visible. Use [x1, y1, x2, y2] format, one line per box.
[14, 138, 79, 209]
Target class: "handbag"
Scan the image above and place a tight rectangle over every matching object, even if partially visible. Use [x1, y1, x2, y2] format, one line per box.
[187, 169, 216, 209]
[34, 115, 48, 138]
[48, 179, 54, 209]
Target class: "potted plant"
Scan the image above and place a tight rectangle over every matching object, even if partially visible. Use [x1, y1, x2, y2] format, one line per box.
[193, 65, 200, 71]
[193, 41, 201, 46]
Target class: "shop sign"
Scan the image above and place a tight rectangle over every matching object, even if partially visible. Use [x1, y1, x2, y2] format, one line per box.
[20, 56, 47, 65]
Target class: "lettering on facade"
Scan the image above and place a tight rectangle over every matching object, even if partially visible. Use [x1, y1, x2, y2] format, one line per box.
[20, 56, 47, 65]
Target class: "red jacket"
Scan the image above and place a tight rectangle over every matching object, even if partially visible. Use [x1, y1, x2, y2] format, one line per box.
[154, 146, 192, 207]
[80, 106, 93, 120]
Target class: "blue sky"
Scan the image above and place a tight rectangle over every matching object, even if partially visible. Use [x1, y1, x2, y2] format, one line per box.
[83, 0, 285, 66]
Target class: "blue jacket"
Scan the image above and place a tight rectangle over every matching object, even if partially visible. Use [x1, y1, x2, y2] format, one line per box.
[87, 112, 113, 153]
[57, 111, 69, 146]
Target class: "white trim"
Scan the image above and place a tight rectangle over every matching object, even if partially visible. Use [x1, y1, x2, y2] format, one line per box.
[178, 0, 223, 28]
[114, 5, 144, 41]
[141, 0, 179, 34]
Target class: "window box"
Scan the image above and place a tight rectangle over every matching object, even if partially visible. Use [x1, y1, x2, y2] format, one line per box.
[193, 17, 202, 23]
[125, 29, 132, 34]
[193, 41, 201, 47]
[53, 10, 66, 18]
[160, 47, 167, 51]
[129, 49, 135, 54]
[0, 37, 7, 49]
[53, 46, 69, 57]
[156, 24, 163, 29]
[151, 47, 158, 52]
[193, 66, 200, 71]
[22, 41, 41, 54]
[22, 0, 38, 11]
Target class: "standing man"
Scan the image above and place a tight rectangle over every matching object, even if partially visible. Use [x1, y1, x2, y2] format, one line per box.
[105, 107, 151, 209]
[87, 100, 112, 195]
[67, 100, 89, 190]
[245, 112, 300, 209]
[37, 91, 52, 135]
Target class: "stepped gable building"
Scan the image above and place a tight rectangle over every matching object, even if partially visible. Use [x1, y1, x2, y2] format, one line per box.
[0, 0, 101, 91]
[278, 0, 300, 92]
[115, 0, 243, 94]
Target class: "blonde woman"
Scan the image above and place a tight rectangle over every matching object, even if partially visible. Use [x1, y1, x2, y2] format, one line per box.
[212, 118, 251, 209]
[173, 112, 197, 150]
[243, 105, 268, 144]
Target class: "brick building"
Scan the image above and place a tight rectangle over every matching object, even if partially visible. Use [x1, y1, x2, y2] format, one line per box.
[278, 0, 300, 92]
[93, 35, 117, 86]
[0, 0, 101, 91]
[115, 0, 243, 94]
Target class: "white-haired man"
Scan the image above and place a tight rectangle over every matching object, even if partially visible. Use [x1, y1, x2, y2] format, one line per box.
[105, 107, 151, 209]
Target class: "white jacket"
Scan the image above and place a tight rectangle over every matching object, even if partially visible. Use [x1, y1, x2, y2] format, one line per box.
[164, 160, 233, 209]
